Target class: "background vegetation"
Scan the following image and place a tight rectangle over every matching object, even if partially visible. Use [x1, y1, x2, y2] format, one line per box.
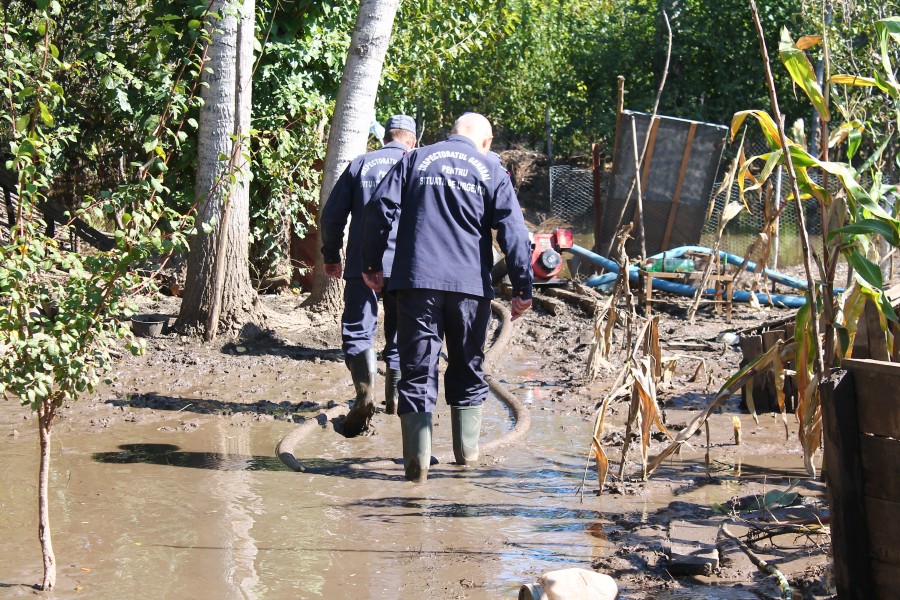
[3, 0, 898, 279]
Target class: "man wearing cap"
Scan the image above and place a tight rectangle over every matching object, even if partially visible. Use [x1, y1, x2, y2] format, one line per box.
[320, 115, 418, 437]
[360, 112, 533, 482]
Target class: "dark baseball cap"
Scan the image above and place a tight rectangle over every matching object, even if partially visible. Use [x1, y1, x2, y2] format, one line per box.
[385, 114, 416, 134]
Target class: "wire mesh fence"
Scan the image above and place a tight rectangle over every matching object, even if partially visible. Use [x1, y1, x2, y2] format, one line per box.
[700, 135, 858, 266]
[549, 165, 594, 224]
[549, 134, 884, 268]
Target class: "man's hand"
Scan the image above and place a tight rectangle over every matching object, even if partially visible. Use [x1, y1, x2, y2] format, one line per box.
[363, 271, 384, 292]
[511, 297, 532, 321]
[324, 263, 343, 279]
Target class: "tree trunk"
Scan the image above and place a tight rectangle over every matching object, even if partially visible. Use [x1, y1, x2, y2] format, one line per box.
[178, 0, 261, 337]
[37, 400, 56, 591]
[304, 0, 400, 313]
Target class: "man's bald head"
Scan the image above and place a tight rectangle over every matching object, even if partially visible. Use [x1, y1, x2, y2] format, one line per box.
[451, 113, 494, 155]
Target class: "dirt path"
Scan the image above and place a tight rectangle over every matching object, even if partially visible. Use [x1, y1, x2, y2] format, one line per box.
[0, 289, 836, 598]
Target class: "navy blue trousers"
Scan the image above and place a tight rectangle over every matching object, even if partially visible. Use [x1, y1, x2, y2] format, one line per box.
[341, 277, 399, 369]
[395, 289, 492, 414]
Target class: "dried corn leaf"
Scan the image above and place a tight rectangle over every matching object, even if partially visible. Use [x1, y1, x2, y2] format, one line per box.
[647, 340, 794, 475]
[688, 359, 706, 382]
[661, 357, 678, 384]
[744, 378, 760, 425]
[772, 345, 789, 438]
[592, 435, 609, 493]
[618, 383, 642, 479]
[585, 296, 616, 383]
[797, 373, 822, 477]
[718, 202, 746, 237]
[631, 356, 672, 480]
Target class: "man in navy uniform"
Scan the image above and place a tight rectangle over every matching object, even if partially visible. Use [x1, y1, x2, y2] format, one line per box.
[320, 115, 417, 437]
[361, 112, 533, 482]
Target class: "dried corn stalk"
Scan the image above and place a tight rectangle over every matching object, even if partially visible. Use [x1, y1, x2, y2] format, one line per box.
[584, 295, 616, 383]
[647, 339, 797, 475]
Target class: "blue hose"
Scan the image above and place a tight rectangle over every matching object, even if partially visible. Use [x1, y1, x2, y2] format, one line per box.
[567, 244, 809, 308]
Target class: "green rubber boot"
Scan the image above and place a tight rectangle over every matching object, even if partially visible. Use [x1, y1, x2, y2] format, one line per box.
[399, 412, 432, 482]
[343, 348, 377, 437]
[384, 368, 400, 415]
[451, 405, 483, 465]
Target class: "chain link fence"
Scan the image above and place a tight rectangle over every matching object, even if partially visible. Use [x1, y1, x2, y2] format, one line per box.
[549, 165, 594, 224]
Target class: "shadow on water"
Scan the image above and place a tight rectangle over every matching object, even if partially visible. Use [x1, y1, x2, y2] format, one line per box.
[351, 496, 599, 522]
[92, 443, 291, 471]
[91, 443, 395, 479]
[104, 392, 340, 418]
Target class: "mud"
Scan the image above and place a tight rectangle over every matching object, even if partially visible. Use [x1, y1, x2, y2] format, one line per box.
[0, 290, 836, 598]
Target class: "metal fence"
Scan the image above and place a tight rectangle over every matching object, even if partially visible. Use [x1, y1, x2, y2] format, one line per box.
[549, 165, 594, 223]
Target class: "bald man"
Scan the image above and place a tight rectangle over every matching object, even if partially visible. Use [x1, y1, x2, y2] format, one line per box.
[360, 113, 533, 482]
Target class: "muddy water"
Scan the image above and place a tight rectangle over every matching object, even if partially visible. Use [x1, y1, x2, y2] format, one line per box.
[0, 352, 814, 599]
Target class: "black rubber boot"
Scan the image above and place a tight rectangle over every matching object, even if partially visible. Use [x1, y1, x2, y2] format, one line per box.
[384, 368, 400, 415]
[451, 405, 483, 465]
[342, 348, 377, 437]
[399, 412, 432, 482]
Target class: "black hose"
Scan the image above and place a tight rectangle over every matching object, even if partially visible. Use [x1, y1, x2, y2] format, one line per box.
[275, 300, 531, 472]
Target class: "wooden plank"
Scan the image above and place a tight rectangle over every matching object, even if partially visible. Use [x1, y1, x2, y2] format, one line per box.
[854, 300, 888, 360]
[661, 123, 697, 250]
[865, 495, 900, 566]
[739, 334, 772, 412]
[872, 558, 900, 600]
[542, 287, 600, 314]
[820, 371, 875, 599]
[761, 329, 784, 350]
[860, 434, 900, 503]
[844, 360, 900, 437]
[843, 358, 900, 378]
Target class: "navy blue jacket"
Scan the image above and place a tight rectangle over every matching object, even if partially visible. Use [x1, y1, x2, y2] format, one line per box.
[320, 141, 409, 278]
[361, 134, 533, 300]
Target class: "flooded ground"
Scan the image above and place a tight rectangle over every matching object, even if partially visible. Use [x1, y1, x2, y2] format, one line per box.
[0, 294, 833, 598]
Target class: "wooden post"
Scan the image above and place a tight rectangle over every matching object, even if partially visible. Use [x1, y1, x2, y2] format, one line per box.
[592, 143, 604, 257]
[821, 368, 875, 599]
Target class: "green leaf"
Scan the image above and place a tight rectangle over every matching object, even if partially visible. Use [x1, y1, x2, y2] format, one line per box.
[14, 114, 29, 131]
[188, 19, 202, 30]
[848, 250, 883, 290]
[848, 129, 861, 160]
[829, 219, 900, 246]
[38, 101, 53, 126]
[779, 27, 830, 122]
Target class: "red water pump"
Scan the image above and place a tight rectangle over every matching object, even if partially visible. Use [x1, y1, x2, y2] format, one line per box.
[531, 228, 574, 281]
